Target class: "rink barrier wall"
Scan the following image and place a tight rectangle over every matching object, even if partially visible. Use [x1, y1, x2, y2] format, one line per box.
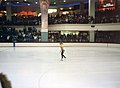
[4, 23, 120, 31]
[0, 43, 120, 48]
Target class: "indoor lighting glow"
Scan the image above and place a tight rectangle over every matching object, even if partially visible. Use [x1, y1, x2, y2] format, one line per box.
[28, 4, 30, 6]
[38, 13, 41, 17]
[4, 11, 6, 13]
[48, 9, 57, 13]
[63, 0, 66, 2]
[60, 8, 63, 10]
[13, 13, 17, 16]
[62, 11, 69, 15]
[17, 2, 19, 4]
[35, 2, 38, 4]
[69, 7, 72, 10]
[54, 1, 56, 4]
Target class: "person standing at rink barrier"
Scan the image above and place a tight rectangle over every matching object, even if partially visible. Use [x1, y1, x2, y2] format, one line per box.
[60, 42, 66, 61]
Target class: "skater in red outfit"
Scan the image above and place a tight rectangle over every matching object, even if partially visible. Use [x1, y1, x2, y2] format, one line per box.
[60, 42, 66, 61]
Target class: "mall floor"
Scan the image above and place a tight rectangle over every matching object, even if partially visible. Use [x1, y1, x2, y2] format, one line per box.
[0, 46, 120, 88]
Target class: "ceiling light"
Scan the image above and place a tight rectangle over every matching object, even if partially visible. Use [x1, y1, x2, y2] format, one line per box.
[60, 8, 63, 10]
[17, 2, 19, 4]
[63, 0, 66, 3]
[54, 1, 56, 4]
[69, 7, 72, 10]
[53, 0, 56, 4]
[35, 2, 38, 4]
[28, 3, 30, 6]
[4, 11, 6, 13]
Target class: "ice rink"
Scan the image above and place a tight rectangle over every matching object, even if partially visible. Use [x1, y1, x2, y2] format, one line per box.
[0, 46, 120, 88]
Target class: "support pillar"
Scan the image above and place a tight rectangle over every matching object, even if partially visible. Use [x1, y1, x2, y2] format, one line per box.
[40, 0, 50, 42]
[89, 0, 95, 42]
[6, 2, 12, 22]
[89, 30, 95, 42]
[89, 0, 95, 18]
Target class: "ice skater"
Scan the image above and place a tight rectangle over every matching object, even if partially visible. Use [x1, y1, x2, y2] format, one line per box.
[60, 42, 66, 61]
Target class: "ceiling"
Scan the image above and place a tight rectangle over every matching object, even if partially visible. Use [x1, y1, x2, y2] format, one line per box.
[0, 0, 91, 9]
[2, 0, 119, 5]
[50, 0, 85, 4]
[1, 0, 88, 5]
[2, 0, 118, 8]
[10, 0, 86, 3]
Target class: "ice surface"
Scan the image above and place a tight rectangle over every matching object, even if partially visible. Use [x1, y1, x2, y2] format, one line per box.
[0, 47, 120, 88]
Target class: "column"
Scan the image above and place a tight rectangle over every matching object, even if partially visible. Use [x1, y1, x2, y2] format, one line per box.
[89, 0, 95, 18]
[89, 29, 95, 42]
[6, 2, 12, 22]
[89, 0, 95, 42]
[40, 0, 50, 42]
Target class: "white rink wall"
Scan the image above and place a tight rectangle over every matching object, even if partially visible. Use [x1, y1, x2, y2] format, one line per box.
[0, 43, 120, 48]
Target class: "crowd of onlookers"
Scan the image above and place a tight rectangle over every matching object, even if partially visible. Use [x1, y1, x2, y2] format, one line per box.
[0, 26, 41, 42]
[95, 10, 120, 23]
[0, 26, 120, 43]
[0, 15, 40, 25]
[0, 27, 89, 42]
[48, 32, 89, 42]
[0, 9, 120, 43]
[49, 10, 120, 24]
[95, 31, 120, 43]
[0, 9, 120, 25]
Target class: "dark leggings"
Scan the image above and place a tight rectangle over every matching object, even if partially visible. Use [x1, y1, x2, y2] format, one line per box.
[61, 50, 66, 59]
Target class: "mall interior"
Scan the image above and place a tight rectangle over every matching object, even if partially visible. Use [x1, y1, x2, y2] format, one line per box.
[0, 0, 120, 43]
